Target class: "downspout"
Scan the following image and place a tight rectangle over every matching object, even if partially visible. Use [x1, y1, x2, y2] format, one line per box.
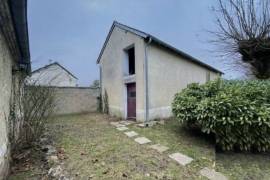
[144, 36, 152, 126]
[99, 65, 102, 111]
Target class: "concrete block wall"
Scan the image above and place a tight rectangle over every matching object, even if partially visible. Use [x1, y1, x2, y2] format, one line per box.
[52, 87, 100, 115]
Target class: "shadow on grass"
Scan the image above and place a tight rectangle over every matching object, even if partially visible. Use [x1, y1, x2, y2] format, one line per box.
[164, 119, 215, 147]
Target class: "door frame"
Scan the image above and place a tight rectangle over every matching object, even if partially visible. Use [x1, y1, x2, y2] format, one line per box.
[124, 82, 136, 120]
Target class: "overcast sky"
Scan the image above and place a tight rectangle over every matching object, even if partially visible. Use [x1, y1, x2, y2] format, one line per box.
[28, 0, 242, 86]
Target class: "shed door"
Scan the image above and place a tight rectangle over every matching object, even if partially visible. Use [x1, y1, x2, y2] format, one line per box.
[127, 83, 136, 119]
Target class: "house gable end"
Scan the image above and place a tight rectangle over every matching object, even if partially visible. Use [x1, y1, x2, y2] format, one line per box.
[97, 21, 223, 74]
[31, 62, 78, 80]
[96, 21, 146, 64]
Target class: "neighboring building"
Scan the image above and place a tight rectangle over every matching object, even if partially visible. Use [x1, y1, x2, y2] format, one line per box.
[97, 21, 223, 122]
[0, 0, 31, 178]
[27, 62, 78, 87]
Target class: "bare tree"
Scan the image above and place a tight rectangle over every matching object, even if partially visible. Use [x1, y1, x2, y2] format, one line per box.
[9, 71, 57, 150]
[213, 0, 270, 79]
[22, 84, 55, 145]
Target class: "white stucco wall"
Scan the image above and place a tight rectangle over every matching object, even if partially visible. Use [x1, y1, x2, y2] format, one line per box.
[100, 26, 146, 121]
[147, 44, 221, 120]
[0, 29, 13, 178]
[27, 64, 78, 87]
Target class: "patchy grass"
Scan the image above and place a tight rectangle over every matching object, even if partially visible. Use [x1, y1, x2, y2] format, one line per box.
[8, 113, 270, 180]
[216, 152, 270, 180]
[47, 113, 214, 179]
[129, 120, 215, 172]
[8, 148, 47, 180]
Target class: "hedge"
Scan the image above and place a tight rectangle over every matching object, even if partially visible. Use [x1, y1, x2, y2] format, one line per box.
[172, 79, 270, 152]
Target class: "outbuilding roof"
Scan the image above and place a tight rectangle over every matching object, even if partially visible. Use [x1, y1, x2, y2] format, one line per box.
[97, 21, 223, 74]
[32, 62, 78, 80]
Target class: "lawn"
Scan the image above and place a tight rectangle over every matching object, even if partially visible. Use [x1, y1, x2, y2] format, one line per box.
[46, 113, 214, 179]
[8, 113, 270, 180]
[216, 152, 270, 180]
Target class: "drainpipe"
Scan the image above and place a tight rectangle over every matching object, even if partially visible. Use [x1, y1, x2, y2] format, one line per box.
[99, 65, 102, 111]
[144, 36, 152, 126]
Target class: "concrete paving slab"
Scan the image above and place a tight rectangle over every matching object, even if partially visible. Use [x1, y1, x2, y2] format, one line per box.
[124, 131, 138, 137]
[137, 123, 145, 128]
[169, 152, 193, 166]
[110, 122, 126, 127]
[110, 122, 119, 126]
[199, 167, 228, 180]
[115, 124, 126, 128]
[149, 144, 169, 153]
[120, 121, 135, 126]
[116, 126, 129, 131]
[134, 137, 151, 144]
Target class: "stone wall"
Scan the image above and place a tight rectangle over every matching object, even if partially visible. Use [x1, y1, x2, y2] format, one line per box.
[52, 87, 100, 116]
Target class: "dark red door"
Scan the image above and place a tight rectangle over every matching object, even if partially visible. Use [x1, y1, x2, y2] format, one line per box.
[127, 83, 136, 119]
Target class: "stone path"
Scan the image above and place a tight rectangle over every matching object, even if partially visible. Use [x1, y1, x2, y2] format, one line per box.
[149, 144, 169, 153]
[119, 120, 134, 126]
[199, 167, 228, 180]
[169, 152, 193, 166]
[116, 126, 129, 131]
[110, 120, 227, 180]
[134, 137, 152, 144]
[110, 122, 125, 128]
[124, 131, 138, 137]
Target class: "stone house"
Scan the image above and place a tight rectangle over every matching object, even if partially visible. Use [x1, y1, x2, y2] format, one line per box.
[27, 62, 78, 87]
[97, 21, 223, 122]
[0, 0, 31, 178]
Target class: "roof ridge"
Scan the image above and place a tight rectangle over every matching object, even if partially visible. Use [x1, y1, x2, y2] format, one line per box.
[31, 61, 78, 79]
[97, 21, 223, 74]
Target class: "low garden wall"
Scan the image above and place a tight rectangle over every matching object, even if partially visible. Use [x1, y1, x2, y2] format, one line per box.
[52, 87, 100, 115]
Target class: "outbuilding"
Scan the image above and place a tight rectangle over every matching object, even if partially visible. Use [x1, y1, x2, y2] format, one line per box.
[97, 21, 223, 122]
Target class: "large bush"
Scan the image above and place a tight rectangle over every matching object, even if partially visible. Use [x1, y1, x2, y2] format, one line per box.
[172, 79, 270, 152]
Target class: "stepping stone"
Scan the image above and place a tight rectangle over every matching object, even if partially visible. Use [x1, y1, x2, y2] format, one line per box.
[124, 131, 138, 137]
[200, 167, 228, 180]
[169, 153, 193, 166]
[134, 137, 151, 144]
[137, 123, 145, 127]
[115, 124, 126, 128]
[116, 126, 129, 131]
[120, 120, 134, 126]
[149, 144, 169, 153]
[110, 122, 125, 127]
[110, 122, 119, 126]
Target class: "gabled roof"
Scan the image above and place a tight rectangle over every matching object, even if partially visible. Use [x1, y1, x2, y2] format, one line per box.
[32, 62, 78, 79]
[97, 21, 223, 74]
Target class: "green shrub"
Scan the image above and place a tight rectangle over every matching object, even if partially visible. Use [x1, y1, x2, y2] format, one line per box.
[172, 79, 270, 152]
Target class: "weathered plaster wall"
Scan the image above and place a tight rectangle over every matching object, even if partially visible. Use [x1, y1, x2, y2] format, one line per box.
[27, 65, 78, 87]
[52, 87, 99, 115]
[100, 26, 146, 121]
[9, 72, 25, 147]
[0, 30, 13, 179]
[147, 44, 220, 120]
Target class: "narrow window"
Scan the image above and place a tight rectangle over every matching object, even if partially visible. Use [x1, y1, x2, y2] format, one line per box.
[128, 47, 135, 75]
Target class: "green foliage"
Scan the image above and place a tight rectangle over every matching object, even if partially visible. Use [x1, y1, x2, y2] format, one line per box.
[172, 79, 270, 152]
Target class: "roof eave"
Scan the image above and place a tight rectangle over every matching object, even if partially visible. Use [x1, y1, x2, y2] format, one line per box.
[148, 36, 224, 74]
[97, 21, 223, 74]
[9, 0, 31, 73]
